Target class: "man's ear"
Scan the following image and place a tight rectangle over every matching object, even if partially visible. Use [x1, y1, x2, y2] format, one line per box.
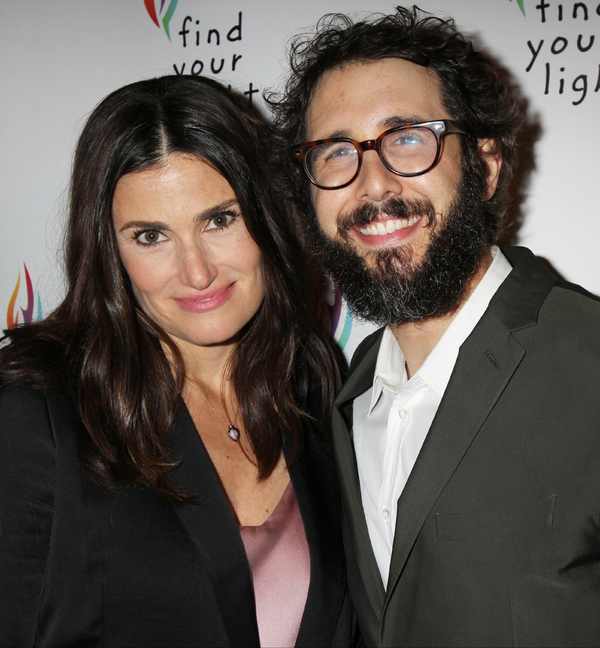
[478, 138, 503, 200]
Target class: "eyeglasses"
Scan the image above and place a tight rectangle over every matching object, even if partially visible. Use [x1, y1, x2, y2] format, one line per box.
[292, 120, 470, 190]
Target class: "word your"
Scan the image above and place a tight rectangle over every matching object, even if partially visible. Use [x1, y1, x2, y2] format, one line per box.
[173, 55, 242, 76]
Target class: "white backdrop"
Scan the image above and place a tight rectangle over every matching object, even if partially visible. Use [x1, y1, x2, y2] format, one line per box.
[2, 0, 599, 359]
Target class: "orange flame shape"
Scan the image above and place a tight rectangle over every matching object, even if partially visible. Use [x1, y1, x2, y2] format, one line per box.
[6, 263, 36, 330]
[6, 270, 20, 329]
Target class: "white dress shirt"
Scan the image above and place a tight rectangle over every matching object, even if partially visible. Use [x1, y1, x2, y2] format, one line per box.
[353, 246, 513, 587]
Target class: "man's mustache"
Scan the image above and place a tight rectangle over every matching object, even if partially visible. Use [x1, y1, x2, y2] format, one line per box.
[337, 198, 436, 236]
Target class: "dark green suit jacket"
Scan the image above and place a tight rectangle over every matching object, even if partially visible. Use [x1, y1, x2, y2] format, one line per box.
[333, 247, 600, 647]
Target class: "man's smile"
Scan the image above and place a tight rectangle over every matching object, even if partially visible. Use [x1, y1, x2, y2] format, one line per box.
[348, 212, 428, 249]
[357, 214, 423, 236]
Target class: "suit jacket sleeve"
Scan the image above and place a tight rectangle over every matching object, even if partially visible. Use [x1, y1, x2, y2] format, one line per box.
[0, 384, 55, 646]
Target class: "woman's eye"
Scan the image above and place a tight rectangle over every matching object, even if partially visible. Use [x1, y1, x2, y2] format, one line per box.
[206, 212, 237, 230]
[134, 229, 166, 245]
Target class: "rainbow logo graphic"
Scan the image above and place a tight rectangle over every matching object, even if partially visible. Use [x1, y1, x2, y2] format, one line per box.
[510, 0, 527, 16]
[6, 263, 43, 330]
[144, 0, 179, 41]
[329, 283, 353, 351]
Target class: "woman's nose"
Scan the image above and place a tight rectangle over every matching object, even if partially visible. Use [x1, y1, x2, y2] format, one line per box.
[178, 244, 216, 289]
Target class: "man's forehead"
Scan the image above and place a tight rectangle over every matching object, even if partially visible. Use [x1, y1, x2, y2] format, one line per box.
[305, 58, 446, 140]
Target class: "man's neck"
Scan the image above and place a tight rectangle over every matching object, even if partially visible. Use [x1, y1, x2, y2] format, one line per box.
[390, 248, 493, 379]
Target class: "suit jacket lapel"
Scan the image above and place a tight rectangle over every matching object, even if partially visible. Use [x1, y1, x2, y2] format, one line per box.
[291, 428, 347, 646]
[384, 312, 525, 604]
[332, 331, 387, 622]
[169, 403, 260, 648]
[384, 247, 558, 609]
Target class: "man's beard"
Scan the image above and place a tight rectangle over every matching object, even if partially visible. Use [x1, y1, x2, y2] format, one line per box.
[310, 173, 494, 326]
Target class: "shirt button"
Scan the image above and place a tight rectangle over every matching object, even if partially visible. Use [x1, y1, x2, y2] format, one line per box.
[399, 409, 408, 419]
[381, 508, 390, 521]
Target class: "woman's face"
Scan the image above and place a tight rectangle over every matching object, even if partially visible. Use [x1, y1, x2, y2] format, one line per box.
[113, 154, 265, 352]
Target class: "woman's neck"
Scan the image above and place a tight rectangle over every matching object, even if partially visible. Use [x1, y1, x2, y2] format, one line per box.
[164, 336, 236, 391]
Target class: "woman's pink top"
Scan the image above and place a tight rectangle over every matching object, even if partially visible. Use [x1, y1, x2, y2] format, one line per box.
[238, 481, 310, 648]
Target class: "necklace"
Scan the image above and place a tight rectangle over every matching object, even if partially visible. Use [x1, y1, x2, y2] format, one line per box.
[185, 378, 241, 442]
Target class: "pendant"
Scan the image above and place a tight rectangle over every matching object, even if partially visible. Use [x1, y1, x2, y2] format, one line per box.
[228, 425, 241, 442]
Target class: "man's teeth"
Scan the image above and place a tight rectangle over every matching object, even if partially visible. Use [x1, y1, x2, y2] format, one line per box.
[358, 214, 422, 236]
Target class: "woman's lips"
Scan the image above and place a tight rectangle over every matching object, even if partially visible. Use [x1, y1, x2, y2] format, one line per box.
[175, 283, 235, 313]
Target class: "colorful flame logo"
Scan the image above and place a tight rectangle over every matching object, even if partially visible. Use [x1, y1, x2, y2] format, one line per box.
[510, 0, 527, 16]
[144, 0, 179, 41]
[6, 263, 43, 329]
[329, 282, 353, 351]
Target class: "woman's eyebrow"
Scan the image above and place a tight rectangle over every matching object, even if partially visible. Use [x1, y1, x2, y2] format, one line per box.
[118, 220, 169, 233]
[118, 200, 240, 232]
[194, 199, 239, 223]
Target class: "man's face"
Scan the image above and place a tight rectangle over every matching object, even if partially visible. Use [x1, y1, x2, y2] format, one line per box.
[304, 58, 501, 324]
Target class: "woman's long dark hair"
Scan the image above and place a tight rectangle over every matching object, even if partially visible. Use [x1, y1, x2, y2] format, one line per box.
[0, 75, 339, 501]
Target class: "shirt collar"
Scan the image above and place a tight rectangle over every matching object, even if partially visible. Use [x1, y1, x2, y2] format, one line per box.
[368, 326, 406, 413]
[368, 246, 512, 410]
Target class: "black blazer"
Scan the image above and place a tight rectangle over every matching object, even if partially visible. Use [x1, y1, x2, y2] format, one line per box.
[332, 247, 600, 647]
[0, 383, 354, 647]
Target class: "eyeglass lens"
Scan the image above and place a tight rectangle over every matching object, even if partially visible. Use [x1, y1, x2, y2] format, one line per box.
[305, 127, 440, 188]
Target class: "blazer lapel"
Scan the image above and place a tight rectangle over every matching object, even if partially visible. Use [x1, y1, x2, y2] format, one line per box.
[384, 312, 525, 605]
[169, 403, 260, 648]
[291, 428, 347, 647]
[332, 331, 387, 622]
[384, 246, 558, 610]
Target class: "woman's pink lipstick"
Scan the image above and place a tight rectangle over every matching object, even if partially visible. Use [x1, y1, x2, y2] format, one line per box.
[175, 283, 235, 313]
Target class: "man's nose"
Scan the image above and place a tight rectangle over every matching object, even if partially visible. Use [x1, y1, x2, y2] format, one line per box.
[353, 150, 404, 203]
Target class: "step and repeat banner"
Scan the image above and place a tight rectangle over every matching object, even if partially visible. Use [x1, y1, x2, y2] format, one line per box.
[1, 0, 598, 359]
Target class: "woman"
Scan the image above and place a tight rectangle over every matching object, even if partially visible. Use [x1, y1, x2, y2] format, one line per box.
[0, 75, 354, 647]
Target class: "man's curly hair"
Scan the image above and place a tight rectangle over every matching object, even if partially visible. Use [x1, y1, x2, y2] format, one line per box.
[268, 5, 523, 241]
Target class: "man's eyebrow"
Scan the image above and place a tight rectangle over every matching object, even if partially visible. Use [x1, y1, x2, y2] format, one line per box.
[315, 116, 431, 141]
[194, 199, 239, 223]
[381, 115, 427, 130]
[313, 129, 352, 141]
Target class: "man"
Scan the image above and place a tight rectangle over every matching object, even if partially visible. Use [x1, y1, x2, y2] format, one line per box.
[271, 6, 600, 647]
